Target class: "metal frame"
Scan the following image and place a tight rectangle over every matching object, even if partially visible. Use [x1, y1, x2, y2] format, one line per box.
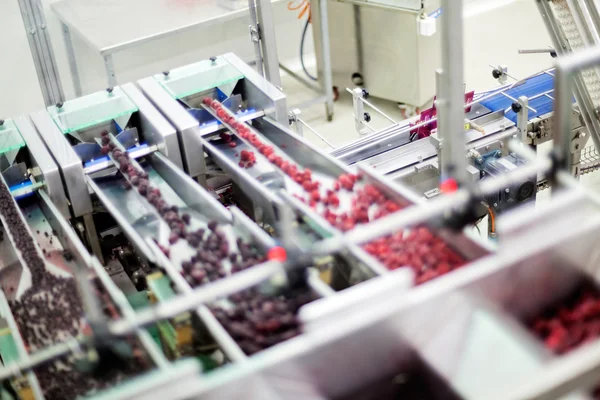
[536, 0, 600, 164]
[17, 0, 64, 106]
[437, 0, 466, 185]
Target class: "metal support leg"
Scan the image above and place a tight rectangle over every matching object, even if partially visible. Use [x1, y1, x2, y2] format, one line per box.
[516, 96, 529, 144]
[18, 0, 64, 106]
[247, 0, 264, 77]
[254, 0, 282, 88]
[104, 54, 117, 89]
[437, 0, 467, 186]
[62, 23, 82, 97]
[318, 0, 335, 121]
[353, 5, 364, 77]
[83, 213, 104, 265]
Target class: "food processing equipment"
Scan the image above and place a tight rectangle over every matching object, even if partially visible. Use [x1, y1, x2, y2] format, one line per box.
[5, 0, 600, 396]
[331, 0, 600, 216]
[0, 49, 502, 398]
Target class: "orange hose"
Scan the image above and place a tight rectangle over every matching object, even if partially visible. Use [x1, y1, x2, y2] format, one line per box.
[288, 0, 311, 22]
[487, 206, 496, 233]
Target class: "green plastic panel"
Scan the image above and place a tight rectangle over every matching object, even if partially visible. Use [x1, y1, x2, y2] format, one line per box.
[147, 275, 176, 302]
[154, 56, 243, 100]
[126, 292, 162, 348]
[0, 120, 25, 155]
[47, 87, 138, 134]
[0, 328, 19, 364]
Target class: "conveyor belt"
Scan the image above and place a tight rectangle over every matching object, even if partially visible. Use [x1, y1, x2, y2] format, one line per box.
[479, 72, 556, 123]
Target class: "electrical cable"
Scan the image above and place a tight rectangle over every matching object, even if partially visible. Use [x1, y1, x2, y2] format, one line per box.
[300, 18, 318, 81]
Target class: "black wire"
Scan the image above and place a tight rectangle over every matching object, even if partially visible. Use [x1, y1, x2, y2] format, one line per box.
[300, 18, 318, 81]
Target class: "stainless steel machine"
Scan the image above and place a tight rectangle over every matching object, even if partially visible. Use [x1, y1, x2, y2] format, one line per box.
[311, 0, 441, 108]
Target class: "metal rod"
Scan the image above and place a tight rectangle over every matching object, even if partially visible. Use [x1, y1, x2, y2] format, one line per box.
[62, 23, 82, 97]
[318, 0, 335, 120]
[518, 48, 556, 54]
[297, 116, 335, 148]
[353, 4, 364, 76]
[528, 89, 555, 101]
[345, 88, 397, 123]
[361, 121, 376, 133]
[438, 0, 466, 185]
[109, 261, 283, 336]
[255, 0, 282, 88]
[104, 54, 117, 88]
[498, 92, 538, 113]
[247, 0, 264, 77]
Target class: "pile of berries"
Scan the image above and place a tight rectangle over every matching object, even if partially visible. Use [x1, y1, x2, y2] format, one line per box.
[102, 131, 265, 287]
[529, 286, 600, 398]
[363, 227, 467, 285]
[211, 288, 317, 355]
[238, 150, 256, 169]
[203, 99, 470, 285]
[530, 286, 600, 355]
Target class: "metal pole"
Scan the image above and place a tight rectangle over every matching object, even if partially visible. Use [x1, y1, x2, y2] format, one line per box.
[247, 0, 264, 77]
[254, 0, 282, 88]
[62, 23, 83, 97]
[17, 0, 64, 106]
[318, 0, 335, 121]
[438, 0, 467, 186]
[104, 54, 117, 88]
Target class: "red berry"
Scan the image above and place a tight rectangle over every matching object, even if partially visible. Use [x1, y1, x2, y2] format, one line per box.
[220, 132, 232, 142]
[310, 190, 320, 202]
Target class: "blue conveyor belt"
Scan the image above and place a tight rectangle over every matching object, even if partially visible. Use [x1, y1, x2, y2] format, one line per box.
[479, 72, 556, 123]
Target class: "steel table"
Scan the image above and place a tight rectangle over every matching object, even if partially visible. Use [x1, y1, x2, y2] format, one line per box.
[51, 0, 283, 96]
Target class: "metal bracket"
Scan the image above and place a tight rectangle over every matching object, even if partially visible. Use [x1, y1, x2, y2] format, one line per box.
[515, 96, 529, 144]
[350, 88, 369, 136]
[249, 24, 261, 43]
[288, 108, 304, 137]
[492, 64, 508, 85]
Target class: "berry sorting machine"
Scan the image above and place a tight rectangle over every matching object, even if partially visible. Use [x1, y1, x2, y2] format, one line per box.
[164, 186, 600, 400]
[0, 117, 186, 399]
[137, 55, 490, 283]
[0, 52, 567, 398]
